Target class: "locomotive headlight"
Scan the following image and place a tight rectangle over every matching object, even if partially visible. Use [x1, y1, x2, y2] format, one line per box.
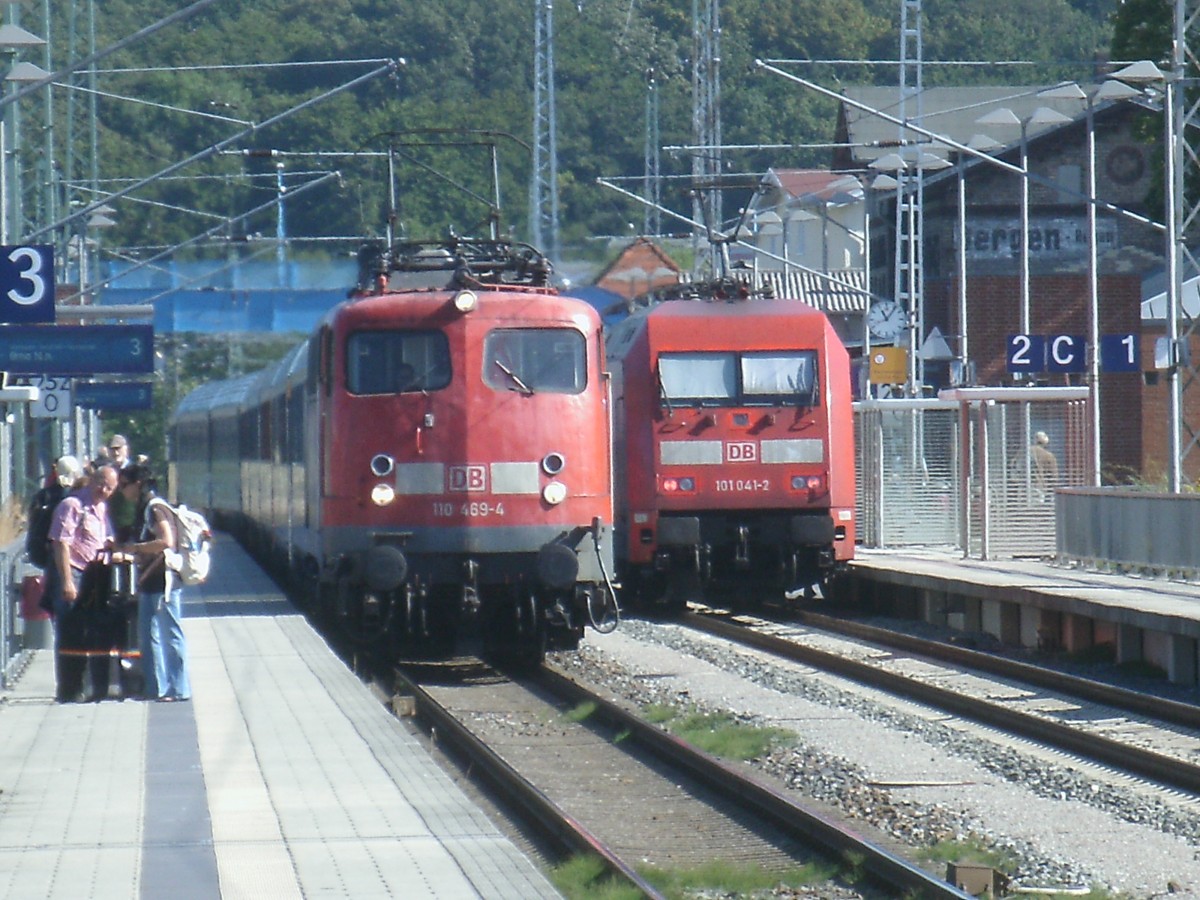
[677, 477, 696, 492]
[542, 481, 568, 505]
[541, 451, 566, 475]
[453, 289, 478, 312]
[370, 454, 395, 477]
[370, 483, 396, 506]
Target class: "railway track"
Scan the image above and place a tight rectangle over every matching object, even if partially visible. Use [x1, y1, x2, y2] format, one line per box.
[683, 607, 1200, 796]
[392, 658, 971, 899]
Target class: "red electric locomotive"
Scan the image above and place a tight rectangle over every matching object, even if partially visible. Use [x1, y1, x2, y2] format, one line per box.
[606, 281, 855, 608]
[171, 238, 619, 663]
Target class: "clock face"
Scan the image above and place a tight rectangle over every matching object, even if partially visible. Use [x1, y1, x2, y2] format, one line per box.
[866, 300, 906, 340]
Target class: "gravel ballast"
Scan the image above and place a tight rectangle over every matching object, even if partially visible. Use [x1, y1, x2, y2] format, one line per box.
[554, 620, 1200, 898]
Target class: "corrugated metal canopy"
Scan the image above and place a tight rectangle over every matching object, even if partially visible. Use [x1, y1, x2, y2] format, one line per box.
[743, 270, 868, 314]
[843, 86, 1085, 164]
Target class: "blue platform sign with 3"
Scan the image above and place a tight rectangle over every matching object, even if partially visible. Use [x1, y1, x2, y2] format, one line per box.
[0, 245, 54, 324]
[0, 324, 154, 375]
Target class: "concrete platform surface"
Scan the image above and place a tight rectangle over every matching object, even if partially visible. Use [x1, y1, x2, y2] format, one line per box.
[0, 535, 561, 900]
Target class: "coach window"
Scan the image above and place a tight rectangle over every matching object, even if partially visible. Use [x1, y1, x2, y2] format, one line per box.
[658, 352, 736, 406]
[484, 328, 586, 394]
[741, 351, 819, 406]
[346, 330, 451, 395]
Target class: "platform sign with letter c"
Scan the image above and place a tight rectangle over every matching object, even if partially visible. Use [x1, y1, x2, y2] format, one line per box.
[1046, 334, 1087, 373]
[0, 245, 54, 323]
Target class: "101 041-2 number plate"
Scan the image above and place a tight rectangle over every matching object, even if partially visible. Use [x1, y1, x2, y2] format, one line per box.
[714, 479, 770, 492]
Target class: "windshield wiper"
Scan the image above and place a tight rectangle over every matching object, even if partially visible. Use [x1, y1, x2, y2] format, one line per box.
[494, 360, 533, 394]
[657, 369, 673, 414]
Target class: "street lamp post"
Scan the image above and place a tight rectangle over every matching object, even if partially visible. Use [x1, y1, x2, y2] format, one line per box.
[1039, 80, 1142, 486]
[949, 134, 1004, 386]
[976, 106, 1074, 343]
[1108, 60, 1184, 492]
[0, 22, 45, 242]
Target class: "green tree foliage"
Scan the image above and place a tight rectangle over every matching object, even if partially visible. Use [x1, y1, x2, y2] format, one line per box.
[73, 0, 1118, 255]
[1110, 0, 1171, 63]
[1109, 0, 1172, 217]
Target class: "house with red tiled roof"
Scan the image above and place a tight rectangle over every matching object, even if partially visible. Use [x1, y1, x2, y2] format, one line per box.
[594, 237, 682, 300]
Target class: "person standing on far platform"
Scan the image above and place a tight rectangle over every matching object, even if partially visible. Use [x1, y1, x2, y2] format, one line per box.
[117, 465, 190, 702]
[1031, 431, 1059, 502]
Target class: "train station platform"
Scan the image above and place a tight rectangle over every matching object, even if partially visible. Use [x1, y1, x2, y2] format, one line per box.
[0, 537, 560, 899]
[849, 548, 1200, 687]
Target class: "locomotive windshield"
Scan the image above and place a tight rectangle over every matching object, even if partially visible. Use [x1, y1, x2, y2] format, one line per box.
[346, 329, 451, 394]
[484, 328, 586, 394]
[741, 352, 818, 405]
[658, 350, 819, 407]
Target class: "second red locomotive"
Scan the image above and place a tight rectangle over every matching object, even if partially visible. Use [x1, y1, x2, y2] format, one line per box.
[605, 281, 855, 608]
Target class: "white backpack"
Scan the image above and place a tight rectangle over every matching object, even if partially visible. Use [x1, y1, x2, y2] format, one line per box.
[153, 499, 213, 586]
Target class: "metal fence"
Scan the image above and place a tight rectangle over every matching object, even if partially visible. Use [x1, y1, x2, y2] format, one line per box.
[1, 549, 18, 689]
[855, 388, 1092, 559]
[1057, 488, 1200, 578]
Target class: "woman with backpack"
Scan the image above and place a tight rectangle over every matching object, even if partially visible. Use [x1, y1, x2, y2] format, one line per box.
[116, 465, 191, 702]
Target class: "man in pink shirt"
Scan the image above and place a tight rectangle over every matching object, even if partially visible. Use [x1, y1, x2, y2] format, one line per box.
[46, 464, 118, 702]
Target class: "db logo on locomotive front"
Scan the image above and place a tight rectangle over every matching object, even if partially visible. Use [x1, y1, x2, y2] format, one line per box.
[448, 465, 488, 492]
[725, 441, 757, 462]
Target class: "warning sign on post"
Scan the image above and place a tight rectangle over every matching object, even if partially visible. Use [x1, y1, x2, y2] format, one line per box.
[868, 347, 908, 385]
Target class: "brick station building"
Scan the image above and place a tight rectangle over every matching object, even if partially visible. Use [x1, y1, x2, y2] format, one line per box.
[834, 85, 1197, 484]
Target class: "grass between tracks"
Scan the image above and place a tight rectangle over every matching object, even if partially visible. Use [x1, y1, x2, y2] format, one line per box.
[551, 853, 840, 900]
[641, 704, 795, 760]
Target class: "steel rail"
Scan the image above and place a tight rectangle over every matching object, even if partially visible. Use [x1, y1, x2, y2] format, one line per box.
[537, 663, 972, 899]
[684, 611, 1200, 795]
[794, 608, 1200, 731]
[392, 668, 666, 900]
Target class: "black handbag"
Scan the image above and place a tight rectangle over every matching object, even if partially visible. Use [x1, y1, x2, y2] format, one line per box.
[75, 555, 137, 614]
[108, 559, 139, 612]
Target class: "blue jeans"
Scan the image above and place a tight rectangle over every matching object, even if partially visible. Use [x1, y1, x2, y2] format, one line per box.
[138, 586, 190, 700]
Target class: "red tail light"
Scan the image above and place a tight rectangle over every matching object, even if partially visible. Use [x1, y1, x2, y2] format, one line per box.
[662, 476, 696, 493]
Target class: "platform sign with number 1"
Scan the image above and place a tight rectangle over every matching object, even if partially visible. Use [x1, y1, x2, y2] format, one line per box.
[1101, 333, 1140, 372]
[0, 245, 54, 323]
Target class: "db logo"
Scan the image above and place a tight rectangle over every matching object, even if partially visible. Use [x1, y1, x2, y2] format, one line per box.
[448, 465, 487, 492]
[725, 441, 757, 462]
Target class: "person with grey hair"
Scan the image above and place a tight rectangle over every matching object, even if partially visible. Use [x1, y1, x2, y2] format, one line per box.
[1031, 431, 1059, 501]
[107, 434, 131, 469]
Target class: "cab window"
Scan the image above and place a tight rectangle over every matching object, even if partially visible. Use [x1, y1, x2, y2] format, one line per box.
[657, 350, 819, 407]
[346, 329, 451, 395]
[484, 328, 586, 394]
[659, 352, 736, 404]
[741, 352, 818, 406]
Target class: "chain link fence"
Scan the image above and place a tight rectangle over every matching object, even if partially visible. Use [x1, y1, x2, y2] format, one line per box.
[855, 389, 1091, 558]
